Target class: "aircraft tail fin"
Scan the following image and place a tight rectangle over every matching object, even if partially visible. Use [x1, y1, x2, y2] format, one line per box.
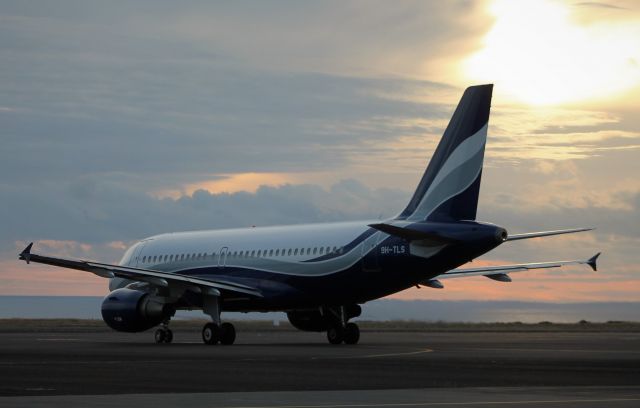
[397, 84, 493, 222]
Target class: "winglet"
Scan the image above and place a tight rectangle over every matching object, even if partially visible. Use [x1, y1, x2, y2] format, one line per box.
[19, 242, 34, 264]
[587, 252, 601, 272]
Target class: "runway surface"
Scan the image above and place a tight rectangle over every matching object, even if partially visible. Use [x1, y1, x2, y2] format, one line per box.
[1, 327, 639, 407]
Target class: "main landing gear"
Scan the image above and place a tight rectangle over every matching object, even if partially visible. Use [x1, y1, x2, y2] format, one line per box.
[154, 320, 173, 344]
[202, 322, 236, 345]
[325, 305, 361, 345]
[201, 293, 236, 345]
[327, 322, 360, 345]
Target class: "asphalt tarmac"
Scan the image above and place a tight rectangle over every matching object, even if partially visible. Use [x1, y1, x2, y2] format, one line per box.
[1, 325, 639, 407]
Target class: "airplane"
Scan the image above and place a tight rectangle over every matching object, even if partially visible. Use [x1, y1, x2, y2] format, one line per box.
[19, 84, 600, 345]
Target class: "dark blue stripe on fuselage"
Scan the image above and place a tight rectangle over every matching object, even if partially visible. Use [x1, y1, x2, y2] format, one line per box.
[302, 227, 377, 262]
[172, 223, 502, 312]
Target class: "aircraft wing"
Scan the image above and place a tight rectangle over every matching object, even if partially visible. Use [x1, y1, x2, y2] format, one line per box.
[437, 252, 600, 281]
[18, 242, 262, 298]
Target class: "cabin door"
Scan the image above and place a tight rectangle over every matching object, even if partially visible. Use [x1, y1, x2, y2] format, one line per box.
[217, 247, 229, 268]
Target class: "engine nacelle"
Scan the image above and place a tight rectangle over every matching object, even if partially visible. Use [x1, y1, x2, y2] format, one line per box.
[101, 288, 167, 332]
[287, 310, 327, 332]
[287, 305, 362, 332]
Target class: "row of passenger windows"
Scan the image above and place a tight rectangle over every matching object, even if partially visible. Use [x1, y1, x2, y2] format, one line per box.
[139, 246, 343, 264]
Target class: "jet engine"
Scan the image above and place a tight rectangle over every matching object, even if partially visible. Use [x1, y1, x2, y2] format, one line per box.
[287, 310, 327, 332]
[287, 305, 362, 332]
[101, 288, 168, 332]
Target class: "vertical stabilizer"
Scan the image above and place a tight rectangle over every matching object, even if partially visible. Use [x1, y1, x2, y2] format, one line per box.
[398, 84, 493, 222]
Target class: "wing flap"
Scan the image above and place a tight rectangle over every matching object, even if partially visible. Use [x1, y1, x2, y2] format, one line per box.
[19, 243, 262, 297]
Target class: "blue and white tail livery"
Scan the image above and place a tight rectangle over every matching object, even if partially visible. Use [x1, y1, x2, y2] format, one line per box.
[19, 84, 600, 345]
[399, 84, 491, 222]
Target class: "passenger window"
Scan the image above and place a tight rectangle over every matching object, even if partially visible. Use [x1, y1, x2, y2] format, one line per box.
[294, 248, 298, 255]
[250, 250, 255, 257]
[306, 248, 311, 255]
[287, 248, 291, 256]
[269, 249, 274, 256]
[275, 249, 279, 256]
[319, 247, 324, 255]
[313, 247, 317, 255]
[257, 250, 261, 257]
[326, 246, 331, 254]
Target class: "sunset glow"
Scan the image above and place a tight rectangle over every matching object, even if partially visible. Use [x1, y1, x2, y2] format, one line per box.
[465, 0, 640, 105]
[1, 1, 638, 304]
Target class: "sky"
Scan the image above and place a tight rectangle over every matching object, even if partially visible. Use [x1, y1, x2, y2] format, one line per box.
[1, 0, 639, 303]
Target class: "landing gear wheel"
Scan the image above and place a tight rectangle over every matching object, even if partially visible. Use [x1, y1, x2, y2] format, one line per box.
[220, 322, 236, 345]
[163, 329, 173, 343]
[202, 323, 220, 345]
[154, 328, 166, 344]
[344, 322, 360, 345]
[155, 328, 173, 343]
[327, 325, 344, 345]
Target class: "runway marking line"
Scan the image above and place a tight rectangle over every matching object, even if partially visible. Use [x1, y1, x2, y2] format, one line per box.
[36, 338, 82, 341]
[222, 398, 640, 408]
[455, 347, 640, 355]
[310, 348, 433, 360]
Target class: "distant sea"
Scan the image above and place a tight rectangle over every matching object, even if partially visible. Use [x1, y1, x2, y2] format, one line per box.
[0, 296, 638, 323]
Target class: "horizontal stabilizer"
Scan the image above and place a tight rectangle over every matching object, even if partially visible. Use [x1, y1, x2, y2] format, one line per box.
[368, 223, 458, 243]
[506, 228, 593, 241]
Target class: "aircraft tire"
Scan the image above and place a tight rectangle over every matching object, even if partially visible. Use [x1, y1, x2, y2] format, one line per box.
[202, 323, 220, 345]
[327, 325, 344, 345]
[154, 328, 166, 344]
[220, 322, 236, 345]
[343, 323, 360, 345]
[163, 328, 173, 343]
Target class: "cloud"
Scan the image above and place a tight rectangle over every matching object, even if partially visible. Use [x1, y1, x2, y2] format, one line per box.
[1, 1, 638, 301]
[574, 2, 627, 11]
[0, 178, 409, 253]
